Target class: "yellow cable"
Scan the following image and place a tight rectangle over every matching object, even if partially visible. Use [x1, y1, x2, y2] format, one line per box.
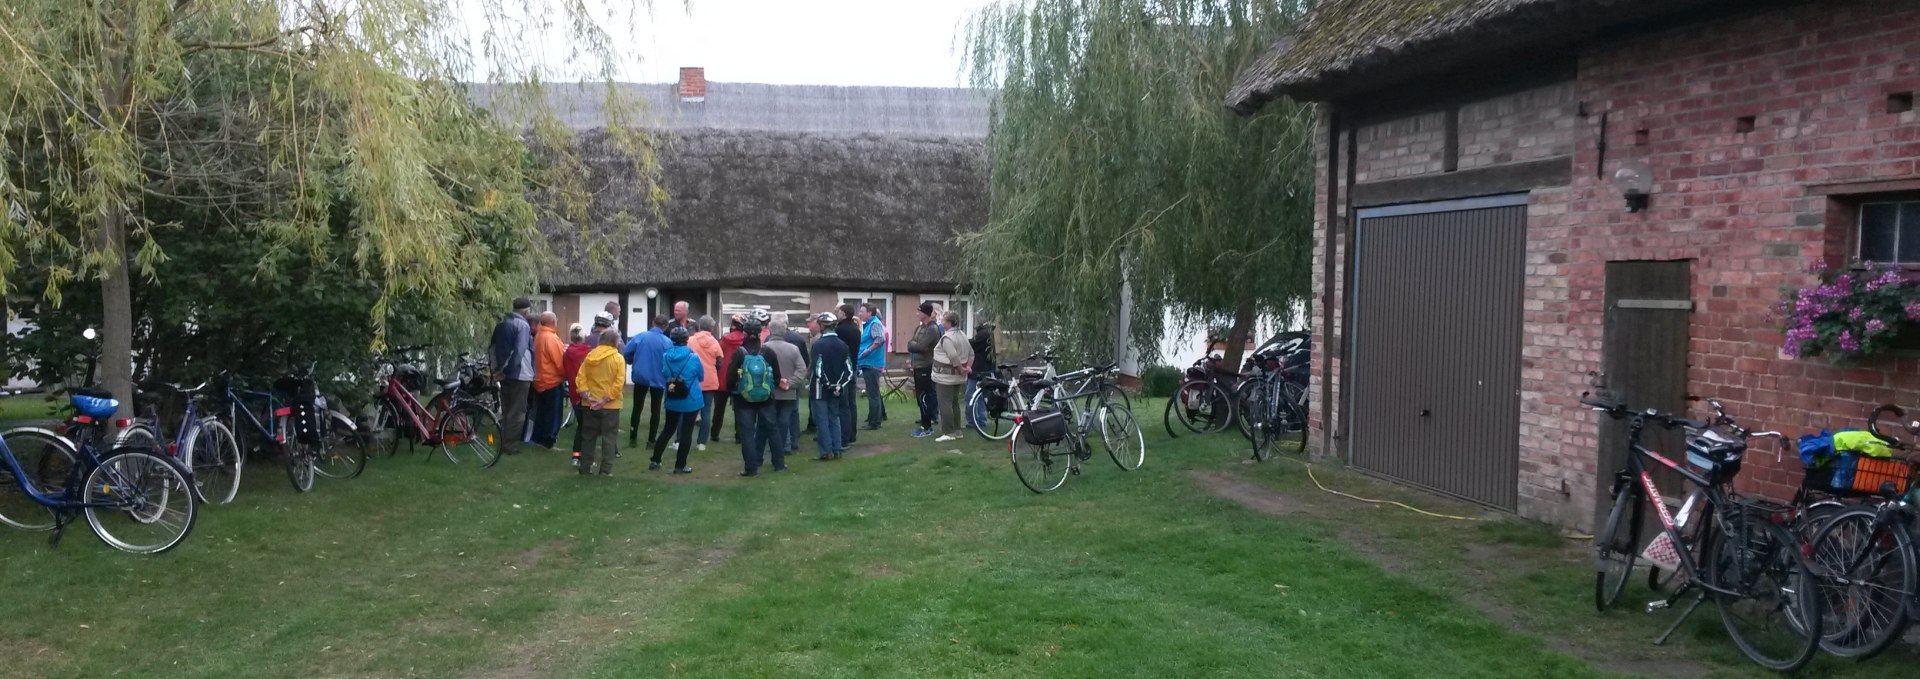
[1295, 460, 1484, 522]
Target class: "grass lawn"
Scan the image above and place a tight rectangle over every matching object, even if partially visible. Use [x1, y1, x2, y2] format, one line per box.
[0, 392, 1913, 677]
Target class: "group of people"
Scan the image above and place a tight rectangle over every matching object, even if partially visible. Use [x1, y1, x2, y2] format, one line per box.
[488, 295, 996, 478]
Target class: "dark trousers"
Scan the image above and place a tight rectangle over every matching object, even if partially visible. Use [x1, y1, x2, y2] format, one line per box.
[840, 386, 858, 446]
[569, 402, 588, 454]
[531, 386, 565, 447]
[862, 366, 885, 428]
[913, 367, 937, 429]
[710, 390, 730, 441]
[652, 410, 699, 469]
[629, 386, 664, 445]
[773, 399, 800, 453]
[498, 379, 530, 453]
[737, 404, 783, 473]
[812, 397, 846, 455]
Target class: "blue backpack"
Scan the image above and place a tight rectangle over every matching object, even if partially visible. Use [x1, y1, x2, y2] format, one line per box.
[737, 349, 774, 403]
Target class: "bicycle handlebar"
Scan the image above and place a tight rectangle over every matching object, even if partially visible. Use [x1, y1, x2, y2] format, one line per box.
[1580, 391, 1704, 429]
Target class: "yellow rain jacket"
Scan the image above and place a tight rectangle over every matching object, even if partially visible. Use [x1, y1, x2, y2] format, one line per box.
[1834, 430, 1894, 458]
[576, 345, 627, 411]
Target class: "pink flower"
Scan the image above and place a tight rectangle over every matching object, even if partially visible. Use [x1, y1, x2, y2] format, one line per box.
[1867, 318, 1888, 334]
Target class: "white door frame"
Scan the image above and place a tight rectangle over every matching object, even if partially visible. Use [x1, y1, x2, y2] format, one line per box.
[918, 293, 973, 331]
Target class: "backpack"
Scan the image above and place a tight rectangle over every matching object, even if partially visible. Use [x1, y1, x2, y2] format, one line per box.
[665, 356, 692, 400]
[736, 348, 774, 403]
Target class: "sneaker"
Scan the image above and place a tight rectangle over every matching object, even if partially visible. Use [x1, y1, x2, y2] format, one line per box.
[739, 471, 758, 477]
[571, 453, 581, 467]
[672, 467, 693, 474]
[697, 444, 708, 452]
[910, 428, 933, 438]
[648, 461, 662, 471]
[815, 455, 833, 461]
[934, 434, 959, 443]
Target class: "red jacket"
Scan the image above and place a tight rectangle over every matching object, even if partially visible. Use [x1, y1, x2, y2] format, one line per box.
[720, 330, 746, 369]
[562, 342, 592, 404]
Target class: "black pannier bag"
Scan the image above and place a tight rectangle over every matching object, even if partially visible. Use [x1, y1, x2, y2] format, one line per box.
[1020, 408, 1070, 446]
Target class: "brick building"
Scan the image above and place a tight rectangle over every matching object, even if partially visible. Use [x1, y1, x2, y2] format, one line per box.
[1228, 0, 1920, 528]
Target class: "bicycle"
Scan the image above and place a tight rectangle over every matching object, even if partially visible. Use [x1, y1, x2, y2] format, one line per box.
[1243, 363, 1308, 461]
[1583, 386, 1822, 671]
[119, 381, 244, 505]
[217, 367, 366, 492]
[367, 349, 501, 468]
[1802, 403, 1918, 660]
[1163, 352, 1237, 437]
[1008, 360, 1143, 494]
[967, 362, 1036, 441]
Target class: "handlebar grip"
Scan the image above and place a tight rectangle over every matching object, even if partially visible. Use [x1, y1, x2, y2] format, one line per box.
[1578, 393, 1621, 410]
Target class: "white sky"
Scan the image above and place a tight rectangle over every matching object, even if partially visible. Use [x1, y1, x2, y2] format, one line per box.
[461, 0, 998, 88]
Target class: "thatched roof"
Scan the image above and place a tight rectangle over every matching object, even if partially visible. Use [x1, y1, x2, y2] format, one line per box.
[473, 82, 990, 138]
[1226, 0, 1732, 111]
[539, 127, 987, 291]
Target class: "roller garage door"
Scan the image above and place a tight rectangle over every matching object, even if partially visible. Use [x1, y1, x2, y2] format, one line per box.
[1346, 194, 1526, 510]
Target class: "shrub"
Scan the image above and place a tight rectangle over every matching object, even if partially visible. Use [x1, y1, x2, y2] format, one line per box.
[1140, 364, 1182, 398]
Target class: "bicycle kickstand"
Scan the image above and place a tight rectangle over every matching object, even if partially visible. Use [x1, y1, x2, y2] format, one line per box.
[46, 512, 70, 548]
[1652, 590, 1706, 646]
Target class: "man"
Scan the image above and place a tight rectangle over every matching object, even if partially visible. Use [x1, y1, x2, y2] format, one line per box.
[857, 303, 888, 432]
[666, 301, 695, 333]
[725, 320, 787, 477]
[622, 315, 672, 447]
[688, 315, 726, 452]
[603, 300, 625, 341]
[717, 314, 747, 442]
[967, 322, 996, 430]
[807, 313, 852, 460]
[905, 301, 941, 438]
[835, 304, 863, 445]
[489, 297, 535, 454]
[775, 312, 813, 433]
[763, 318, 807, 456]
[530, 311, 567, 448]
[563, 324, 594, 467]
[574, 328, 627, 476]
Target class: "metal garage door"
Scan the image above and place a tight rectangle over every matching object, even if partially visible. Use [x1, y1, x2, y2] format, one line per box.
[1347, 194, 1526, 510]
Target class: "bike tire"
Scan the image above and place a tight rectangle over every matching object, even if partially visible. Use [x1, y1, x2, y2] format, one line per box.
[1708, 510, 1822, 672]
[82, 450, 197, 554]
[1232, 379, 1258, 441]
[438, 403, 502, 469]
[969, 387, 1016, 441]
[1807, 506, 1916, 659]
[189, 419, 243, 505]
[0, 428, 76, 531]
[1099, 403, 1145, 471]
[113, 423, 162, 454]
[1009, 422, 1070, 494]
[314, 411, 369, 480]
[1172, 381, 1234, 435]
[1246, 383, 1276, 462]
[1274, 381, 1308, 455]
[1593, 480, 1640, 611]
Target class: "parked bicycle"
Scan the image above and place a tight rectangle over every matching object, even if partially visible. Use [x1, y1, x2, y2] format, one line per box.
[1008, 359, 1143, 494]
[216, 366, 366, 492]
[1584, 385, 1821, 671]
[118, 380, 244, 505]
[1163, 352, 1237, 437]
[968, 358, 1048, 441]
[1802, 403, 1918, 660]
[367, 348, 501, 468]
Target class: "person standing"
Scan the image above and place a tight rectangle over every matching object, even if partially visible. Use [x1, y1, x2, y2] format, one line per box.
[489, 297, 535, 455]
[763, 318, 806, 456]
[857, 303, 888, 431]
[775, 313, 813, 434]
[574, 329, 627, 475]
[666, 301, 695, 333]
[835, 304, 863, 446]
[563, 324, 594, 467]
[603, 300, 625, 341]
[649, 327, 703, 474]
[725, 320, 787, 476]
[530, 311, 567, 448]
[688, 316, 726, 451]
[622, 315, 672, 447]
[967, 322, 996, 430]
[718, 314, 747, 442]
[808, 313, 852, 460]
[932, 310, 974, 442]
[906, 302, 941, 439]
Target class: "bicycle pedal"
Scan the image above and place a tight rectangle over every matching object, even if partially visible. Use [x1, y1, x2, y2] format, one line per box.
[1645, 600, 1671, 613]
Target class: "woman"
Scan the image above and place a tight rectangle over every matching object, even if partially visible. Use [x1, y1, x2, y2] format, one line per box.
[650, 326, 705, 474]
[574, 329, 626, 476]
[931, 310, 974, 443]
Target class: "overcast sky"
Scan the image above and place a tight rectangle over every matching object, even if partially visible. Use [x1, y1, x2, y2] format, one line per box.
[461, 0, 999, 88]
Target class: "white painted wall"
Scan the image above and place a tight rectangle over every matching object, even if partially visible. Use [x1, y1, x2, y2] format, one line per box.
[576, 293, 618, 335]
[1143, 301, 1309, 372]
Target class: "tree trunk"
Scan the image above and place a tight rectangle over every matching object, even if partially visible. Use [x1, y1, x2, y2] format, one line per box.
[1222, 297, 1257, 375]
[98, 212, 135, 421]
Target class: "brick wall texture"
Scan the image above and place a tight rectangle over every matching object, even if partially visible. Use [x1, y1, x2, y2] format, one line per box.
[1311, 0, 1920, 529]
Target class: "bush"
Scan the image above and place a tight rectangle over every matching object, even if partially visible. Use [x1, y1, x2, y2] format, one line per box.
[1778, 262, 1920, 363]
[1140, 365, 1181, 398]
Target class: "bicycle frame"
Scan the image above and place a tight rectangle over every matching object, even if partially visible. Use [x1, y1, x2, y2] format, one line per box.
[223, 381, 289, 448]
[0, 419, 140, 510]
[1615, 413, 1744, 598]
[381, 375, 439, 441]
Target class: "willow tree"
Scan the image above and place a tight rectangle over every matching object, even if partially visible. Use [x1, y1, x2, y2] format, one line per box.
[963, 0, 1313, 368]
[0, 0, 666, 415]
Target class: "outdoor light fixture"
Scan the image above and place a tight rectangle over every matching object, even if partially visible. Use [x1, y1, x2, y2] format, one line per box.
[1612, 160, 1653, 213]
[645, 287, 659, 299]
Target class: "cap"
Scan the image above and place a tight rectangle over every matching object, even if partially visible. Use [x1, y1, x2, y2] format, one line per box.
[918, 301, 936, 315]
[592, 311, 615, 327]
[512, 296, 533, 311]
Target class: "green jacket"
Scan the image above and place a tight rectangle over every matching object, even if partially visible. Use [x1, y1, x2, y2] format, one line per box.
[907, 322, 940, 370]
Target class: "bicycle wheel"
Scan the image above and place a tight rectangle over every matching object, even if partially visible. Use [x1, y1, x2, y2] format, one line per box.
[188, 419, 243, 505]
[1272, 381, 1308, 455]
[1009, 423, 1070, 494]
[1246, 383, 1277, 462]
[1098, 403, 1145, 471]
[0, 429, 75, 531]
[113, 423, 161, 454]
[1707, 510, 1822, 672]
[1173, 381, 1234, 435]
[1233, 380, 1258, 441]
[83, 450, 197, 554]
[369, 404, 409, 458]
[1807, 507, 1916, 659]
[438, 403, 502, 468]
[969, 387, 1015, 441]
[314, 411, 369, 480]
[1098, 384, 1132, 421]
[1593, 480, 1641, 611]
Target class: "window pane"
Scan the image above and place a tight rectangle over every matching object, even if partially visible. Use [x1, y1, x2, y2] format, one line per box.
[1902, 203, 1920, 264]
[1860, 203, 1899, 263]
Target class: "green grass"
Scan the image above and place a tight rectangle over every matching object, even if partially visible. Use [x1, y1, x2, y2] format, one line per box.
[0, 393, 1908, 677]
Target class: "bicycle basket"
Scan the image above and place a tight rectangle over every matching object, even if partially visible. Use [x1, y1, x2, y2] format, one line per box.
[1019, 409, 1069, 446]
[1803, 453, 1913, 496]
[1684, 428, 1746, 482]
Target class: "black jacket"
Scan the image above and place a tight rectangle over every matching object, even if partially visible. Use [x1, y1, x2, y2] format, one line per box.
[834, 318, 862, 366]
[808, 334, 853, 400]
[782, 328, 810, 366]
[724, 341, 782, 408]
[969, 328, 996, 377]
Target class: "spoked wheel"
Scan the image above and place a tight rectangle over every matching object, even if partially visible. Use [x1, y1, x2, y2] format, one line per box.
[1098, 403, 1145, 471]
[969, 386, 1016, 441]
[83, 451, 197, 554]
[285, 444, 316, 493]
[0, 429, 76, 531]
[188, 419, 243, 505]
[1009, 423, 1070, 494]
[1246, 382, 1277, 462]
[1171, 381, 1234, 435]
[1593, 480, 1641, 611]
[438, 403, 502, 469]
[1708, 510, 1822, 672]
[314, 411, 369, 480]
[369, 405, 410, 458]
[113, 424, 162, 454]
[1271, 381, 1309, 455]
[1807, 507, 1916, 659]
[1233, 380, 1258, 441]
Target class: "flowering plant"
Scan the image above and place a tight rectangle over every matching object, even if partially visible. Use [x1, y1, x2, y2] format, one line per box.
[1778, 263, 1920, 362]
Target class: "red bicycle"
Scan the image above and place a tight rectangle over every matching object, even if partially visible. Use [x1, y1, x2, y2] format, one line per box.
[366, 348, 500, 468]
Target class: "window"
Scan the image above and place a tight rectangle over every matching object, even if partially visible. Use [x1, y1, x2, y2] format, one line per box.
[920, 294, 975, 331]
[1857, 200, 1920, 264]
[838, 292, 893, 321]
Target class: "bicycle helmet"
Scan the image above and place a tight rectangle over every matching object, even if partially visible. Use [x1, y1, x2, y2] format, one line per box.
[668, 326, 690, 345]
[748, 308, 772, 327]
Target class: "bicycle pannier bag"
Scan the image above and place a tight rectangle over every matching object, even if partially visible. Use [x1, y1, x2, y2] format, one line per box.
[1020, 408, 1069, 446]
[737, 349, 775, 403]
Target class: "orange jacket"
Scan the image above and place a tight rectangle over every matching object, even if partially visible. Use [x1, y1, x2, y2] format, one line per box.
[689, 330, 725, 392]
[533, 325, 567, 391]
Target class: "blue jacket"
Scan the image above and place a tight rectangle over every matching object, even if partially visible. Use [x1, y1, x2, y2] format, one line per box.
[858, 317, 887, 369]
[489, 313, 534, 381]
[661, 346, 705, 413]
[622, 327, 672, 388]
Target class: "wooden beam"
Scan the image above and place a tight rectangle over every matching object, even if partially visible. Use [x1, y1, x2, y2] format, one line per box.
[1351, 156, 1573, 207]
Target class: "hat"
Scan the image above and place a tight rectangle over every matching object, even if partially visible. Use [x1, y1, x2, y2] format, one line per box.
[592, 311, 615, 328]
[512, 296, 533, 311]
[918, 301, 936, 315]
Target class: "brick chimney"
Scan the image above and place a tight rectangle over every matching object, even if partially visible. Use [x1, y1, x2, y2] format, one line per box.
[678, 67, 706, 102]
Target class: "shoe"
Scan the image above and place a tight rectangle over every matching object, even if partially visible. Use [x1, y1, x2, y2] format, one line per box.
[739, 471, 758, 477]
[773, 466, 788, 472]
[599, 470, 612, 476]
[672, 467, 693, 474]
[571, 452, 581, 467]
[910, 428, 933, 438]
[934, 434, 959, 442]
[698, 444, 708, 452]
[833, 451, 844, 459]
[815, 455, 832, 461]
[862, 425, 881, 431]
[648, 461, 662, 471]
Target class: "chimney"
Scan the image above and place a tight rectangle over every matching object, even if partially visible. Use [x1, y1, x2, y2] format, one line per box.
[678, 67, 706, 102]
